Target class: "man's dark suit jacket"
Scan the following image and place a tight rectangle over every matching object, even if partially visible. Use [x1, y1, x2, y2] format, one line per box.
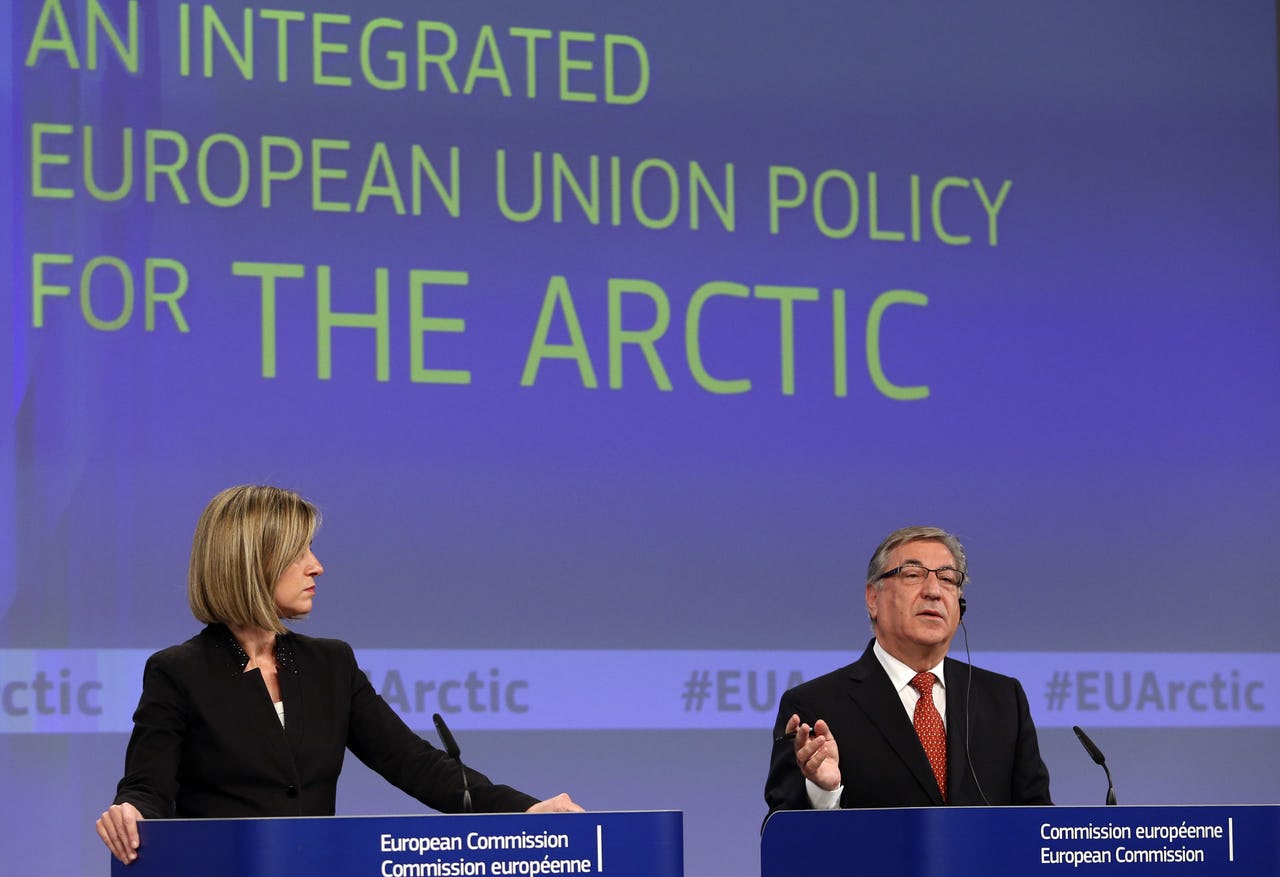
[114, 624, 537, 818]
[765, 639, 1051, 813]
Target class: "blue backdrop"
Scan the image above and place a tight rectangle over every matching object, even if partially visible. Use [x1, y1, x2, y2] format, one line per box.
[3, 2, 1278, 875]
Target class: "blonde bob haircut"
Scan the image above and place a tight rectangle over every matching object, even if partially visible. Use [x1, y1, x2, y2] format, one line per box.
[188, 485, 320, 634]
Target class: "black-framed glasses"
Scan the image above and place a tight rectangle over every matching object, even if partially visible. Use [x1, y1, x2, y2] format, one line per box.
[876, 562, 966, 589]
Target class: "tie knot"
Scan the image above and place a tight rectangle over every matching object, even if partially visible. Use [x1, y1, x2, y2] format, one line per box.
[911, 672, 936, 696]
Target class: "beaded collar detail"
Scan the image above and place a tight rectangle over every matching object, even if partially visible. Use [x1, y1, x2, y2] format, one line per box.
[210, 624, 297, 675]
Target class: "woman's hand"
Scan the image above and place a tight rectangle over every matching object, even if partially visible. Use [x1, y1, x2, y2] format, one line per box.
[95, 802, 144, 865]
[525, 792, 584, 813]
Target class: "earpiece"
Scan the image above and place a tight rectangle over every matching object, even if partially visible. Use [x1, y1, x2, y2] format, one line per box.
[959, 596, 967, 618]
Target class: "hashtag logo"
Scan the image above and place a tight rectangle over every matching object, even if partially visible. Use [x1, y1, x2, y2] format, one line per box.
[1044, 671, 1072, 711]
[682, 670, 712, 711]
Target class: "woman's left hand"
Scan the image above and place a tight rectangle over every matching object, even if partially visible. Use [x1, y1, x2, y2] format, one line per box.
[525, 793, 584, 813]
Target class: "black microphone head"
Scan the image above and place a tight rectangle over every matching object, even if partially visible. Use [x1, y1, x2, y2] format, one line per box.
[1072, 725, 1107, 765]
[1074, 725, 1117, 804]
[432, 712, 472, 812]
[432, 712, 462, 759]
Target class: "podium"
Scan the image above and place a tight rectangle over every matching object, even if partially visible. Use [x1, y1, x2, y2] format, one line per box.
[111, 810, 682, 877]
[761, 805, 1279, 875]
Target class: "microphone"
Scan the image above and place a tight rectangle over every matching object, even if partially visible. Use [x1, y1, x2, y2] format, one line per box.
[433, 712, 472, 813]
[1072, 725, 1117, 805]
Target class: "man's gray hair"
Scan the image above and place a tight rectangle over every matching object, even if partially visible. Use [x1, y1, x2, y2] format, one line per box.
[866, 525, 968, 590]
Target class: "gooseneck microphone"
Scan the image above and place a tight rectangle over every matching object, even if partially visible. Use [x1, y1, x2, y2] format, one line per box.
[1072, 725, 1117, 805]
[433, 712, 473, 813]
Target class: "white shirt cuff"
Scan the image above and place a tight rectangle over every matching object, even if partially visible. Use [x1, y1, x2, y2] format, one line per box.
[805, 779, 843, 809]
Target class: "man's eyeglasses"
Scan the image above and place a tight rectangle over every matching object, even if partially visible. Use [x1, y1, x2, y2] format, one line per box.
[876, 562, 966, 590]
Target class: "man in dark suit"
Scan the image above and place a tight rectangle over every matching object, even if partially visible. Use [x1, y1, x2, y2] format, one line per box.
[764, 526, 1051, 813]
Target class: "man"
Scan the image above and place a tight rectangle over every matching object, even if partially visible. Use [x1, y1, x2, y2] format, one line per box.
[764, 526, 1051, 813]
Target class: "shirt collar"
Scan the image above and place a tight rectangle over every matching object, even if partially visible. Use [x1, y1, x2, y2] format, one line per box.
[873, 638, 946, 693]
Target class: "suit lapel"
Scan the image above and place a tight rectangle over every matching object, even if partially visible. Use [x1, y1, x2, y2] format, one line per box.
[944, 657, 972, 804]
[848, 642, 945, 805]
[277, 634, 307, 756]
[201, 624, 302, 784]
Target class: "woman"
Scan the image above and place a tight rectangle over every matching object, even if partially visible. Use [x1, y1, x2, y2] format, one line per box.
[96, 485, 580, 865]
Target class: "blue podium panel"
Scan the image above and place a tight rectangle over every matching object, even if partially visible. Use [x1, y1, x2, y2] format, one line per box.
[110, 811, 682, 877]
[761, 805, 1279, 876]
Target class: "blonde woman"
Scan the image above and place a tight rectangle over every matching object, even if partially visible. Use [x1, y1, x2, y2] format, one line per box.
[96, 485, 579, 865]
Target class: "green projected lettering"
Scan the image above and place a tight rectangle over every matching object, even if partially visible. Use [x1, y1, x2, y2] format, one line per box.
[609, 279, 673, 390]
[31, 252, 190, 333]
[496, 151, 735, 231]
[27, 251, 934, 401]
[768, 166, 1012, 246]
[20, 3, 1020, 405]
[171, 5, 648, 103]
[233, 262, 471, 384]
[521, 276, 599, 389]
[25, 0, 138, 73]
[866, 290, 930, 401]
[316, 265, 391, 381]
[29, 124, 461, 216]
[522, 275, 931, 399]
[687, 282, 751, 395]
[410, 270, 471, 386]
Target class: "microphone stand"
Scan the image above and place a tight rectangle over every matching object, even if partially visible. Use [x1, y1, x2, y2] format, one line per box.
[1072, 725, 1117, 805]
[433, 712, 473, 813]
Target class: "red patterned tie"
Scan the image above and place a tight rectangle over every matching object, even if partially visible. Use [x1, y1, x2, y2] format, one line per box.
[911, 672, 947, 801]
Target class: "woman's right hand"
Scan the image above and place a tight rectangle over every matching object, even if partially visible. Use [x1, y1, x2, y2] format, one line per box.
[95, 802, 144, 864]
